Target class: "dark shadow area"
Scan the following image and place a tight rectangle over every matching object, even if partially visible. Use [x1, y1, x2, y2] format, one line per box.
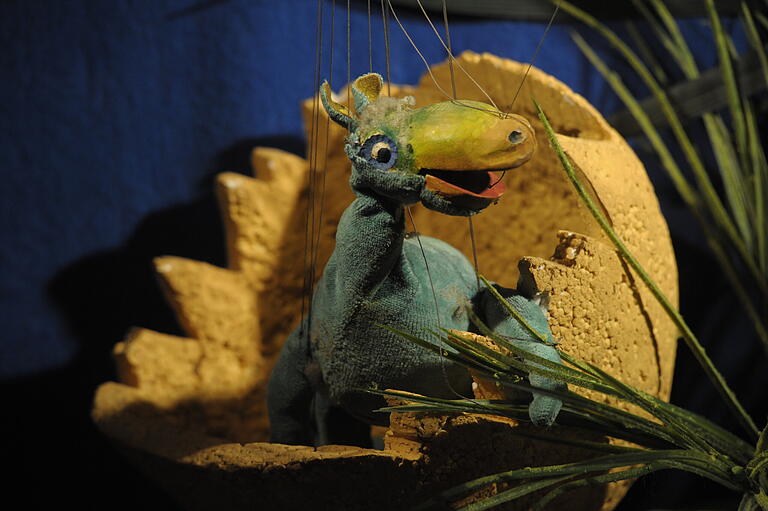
[88, 399, 424, 511]
[5, 362, 184, 510]
[5, 136, 303, 510]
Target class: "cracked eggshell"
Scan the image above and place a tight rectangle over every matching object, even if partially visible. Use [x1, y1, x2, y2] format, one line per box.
[92, 52, 676, 511]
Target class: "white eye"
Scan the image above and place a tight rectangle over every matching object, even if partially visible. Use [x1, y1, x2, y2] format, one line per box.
[361, 134, 397, 170]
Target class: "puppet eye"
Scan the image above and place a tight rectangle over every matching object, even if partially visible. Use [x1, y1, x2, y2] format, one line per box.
[361, 134, 398, 170]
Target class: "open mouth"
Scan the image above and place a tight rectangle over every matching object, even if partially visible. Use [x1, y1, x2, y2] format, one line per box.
[419, 168, 508, 209]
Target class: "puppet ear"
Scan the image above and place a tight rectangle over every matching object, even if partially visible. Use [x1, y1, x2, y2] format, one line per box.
[351, 73, 383, 115]
[320, 81, 356, 130]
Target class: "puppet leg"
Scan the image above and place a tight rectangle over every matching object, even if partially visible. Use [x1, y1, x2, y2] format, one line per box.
[475, 285, 565, 427]
[267, 324, 316, 445]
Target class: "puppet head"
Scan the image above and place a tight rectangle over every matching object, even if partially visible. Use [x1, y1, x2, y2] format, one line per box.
[320, 73, 536, 215]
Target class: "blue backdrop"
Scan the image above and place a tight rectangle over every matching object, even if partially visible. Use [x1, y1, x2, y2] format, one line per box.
[2, 0, 764, 509]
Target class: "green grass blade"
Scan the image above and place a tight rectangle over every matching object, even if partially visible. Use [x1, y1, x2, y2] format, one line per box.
[624, 20, 668, 83]
[438, 329, 519, 372]
[450, 311, 625, 394]
[574, 355, 714, 452]
[582, 359, 726, 454]
[530, 464, 659, 511]
[740, 493, 767, 511]
[389, 321, 756, 460]
[758, 11, 768, 31]
[744, 96, 767, 272]
[742, 2, 768, 88]
[705, 0, 753, 241]
[376, 370, 684, 448]
[385, 327, 640, 428]
[758, 422, 768, 454]
[380, 395, 679, 450]
[533, 455, 745, 511]
[461, 426, 646, 455]
[430, 327, 652, 418]
[450, 476, 574, 511]
[450, 450, 735, 511]
[440, 451, 686, 505]
[639, 0, 698, 77]
[453, 454, 742, 511]
[435, 319, 744, 451]
[703, 113, 754, 245]
[628, 0, 688, 75]
[535, 99, 759, 439]
[706, 0, 746, 151]
[643, 393, 755, 463]
[740, 4, 768, 271]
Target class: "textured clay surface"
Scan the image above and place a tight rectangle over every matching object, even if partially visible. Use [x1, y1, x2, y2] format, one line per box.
[92, 52, 678, 510]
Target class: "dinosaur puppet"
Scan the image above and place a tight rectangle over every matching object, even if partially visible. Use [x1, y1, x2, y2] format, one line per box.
[267, 73, 565, 446]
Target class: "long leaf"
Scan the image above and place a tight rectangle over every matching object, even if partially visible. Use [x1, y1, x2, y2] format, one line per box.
[633, 0, 694, 75]
[745, 96, 768, 273]
[450, 476, 574, 511]
[530, 464, 660, 510]
[382, 357, 687, 446]
[742, 2, 768, 88]
[705, 0, 753, 242]
[740, 1, 768, 272]
[624, 19, 668, 83]
[434, 451, 685, 508]
[376, 324, 511, 376]
[448, 450, 733, 511]
[646, 0, 698, 76]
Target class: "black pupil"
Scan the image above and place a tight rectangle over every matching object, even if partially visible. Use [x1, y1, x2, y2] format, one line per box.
[374, 147, 391, 163]
[508, 130, 522, 143]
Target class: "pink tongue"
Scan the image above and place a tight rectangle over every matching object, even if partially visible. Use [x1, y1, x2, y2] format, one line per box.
[475, 172, 506, 198]
[440, 171, 506, 198]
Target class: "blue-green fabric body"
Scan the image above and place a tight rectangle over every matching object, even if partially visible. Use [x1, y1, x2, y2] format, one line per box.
[310, 191, 478, 424]
[267, 186, 565, 445]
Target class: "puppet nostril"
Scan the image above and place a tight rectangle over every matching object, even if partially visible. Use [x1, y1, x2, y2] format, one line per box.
[508, 130, 524, 144]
